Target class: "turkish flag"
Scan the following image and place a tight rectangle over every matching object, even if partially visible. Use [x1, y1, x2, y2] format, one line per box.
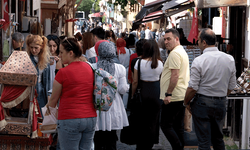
[2, 0, 10, 31]
[188, 7, 198, 44]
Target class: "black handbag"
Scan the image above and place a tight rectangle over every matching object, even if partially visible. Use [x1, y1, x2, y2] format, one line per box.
[129, 59, 142, 113]
[120, 59, 142, 145]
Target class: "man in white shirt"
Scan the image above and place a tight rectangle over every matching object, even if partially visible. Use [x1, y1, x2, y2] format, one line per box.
[184, 28, 236, 150]
[145, 27, 153, 39]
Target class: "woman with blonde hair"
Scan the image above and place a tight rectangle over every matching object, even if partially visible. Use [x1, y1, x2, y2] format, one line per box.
[26, 34, 51, 110]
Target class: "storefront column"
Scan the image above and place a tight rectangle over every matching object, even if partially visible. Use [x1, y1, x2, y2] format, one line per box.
[241, 6, 250, 149]
[0, 0, 2, 60]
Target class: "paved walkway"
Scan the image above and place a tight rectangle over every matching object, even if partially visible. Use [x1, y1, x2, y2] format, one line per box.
[117, 128, 172, 150]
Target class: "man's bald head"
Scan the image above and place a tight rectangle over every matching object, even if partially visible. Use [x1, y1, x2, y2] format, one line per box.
[199, 28, 216, 46]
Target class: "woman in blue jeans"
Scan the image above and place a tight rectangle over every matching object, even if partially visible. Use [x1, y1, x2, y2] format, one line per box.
[48, 37, 97, 150]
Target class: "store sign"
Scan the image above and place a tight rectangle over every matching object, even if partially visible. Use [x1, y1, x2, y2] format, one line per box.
[195, 0, 247, 8]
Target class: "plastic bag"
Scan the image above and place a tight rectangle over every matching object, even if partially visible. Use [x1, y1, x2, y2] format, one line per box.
[40, 105, 58, 134]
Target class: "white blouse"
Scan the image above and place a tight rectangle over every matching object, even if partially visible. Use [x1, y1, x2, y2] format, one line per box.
[85, 46, 96, 59]
[134, 59, 163, 81]
[118, 47, 134, 68]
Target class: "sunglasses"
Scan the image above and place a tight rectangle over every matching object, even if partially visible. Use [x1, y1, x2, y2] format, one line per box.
[62, 38, 74, 48]
[47, 35, 59, 41]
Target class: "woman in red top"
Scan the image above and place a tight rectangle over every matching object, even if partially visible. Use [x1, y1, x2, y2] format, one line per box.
[47, 38, 97, 150]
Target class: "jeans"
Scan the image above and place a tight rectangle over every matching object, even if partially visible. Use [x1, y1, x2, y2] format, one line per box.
[160, 101, 185, 150]
[57, 117, 97, 150]
[191, 94, 227, 150]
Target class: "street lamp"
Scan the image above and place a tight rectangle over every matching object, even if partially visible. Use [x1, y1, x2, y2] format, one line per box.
[91, 8, 95, 14]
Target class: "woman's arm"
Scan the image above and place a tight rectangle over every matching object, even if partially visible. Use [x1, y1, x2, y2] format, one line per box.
[56, 59, 63, 70]
[131, 69, 138, 97]
[117, 65, 129, 94]
[47, 80, 62, 108]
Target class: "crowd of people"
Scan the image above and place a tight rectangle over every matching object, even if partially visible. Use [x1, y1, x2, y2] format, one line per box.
[7, 25, 236, 150]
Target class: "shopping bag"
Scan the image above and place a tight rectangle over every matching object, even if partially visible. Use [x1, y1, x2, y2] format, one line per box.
[40, 105, 58, 134]
[120, 112, 141, 145]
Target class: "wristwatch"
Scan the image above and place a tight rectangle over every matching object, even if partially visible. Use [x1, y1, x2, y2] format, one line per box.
[183, 102, 190, 107]
[165, 93, 172, 97]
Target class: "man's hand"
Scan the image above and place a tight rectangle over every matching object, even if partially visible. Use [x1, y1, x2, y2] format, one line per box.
[163, 96, 171, 105]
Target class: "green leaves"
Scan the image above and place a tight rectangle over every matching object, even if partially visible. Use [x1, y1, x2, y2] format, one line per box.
[76, 0, 101, 19]
[108, 0, 138, 12]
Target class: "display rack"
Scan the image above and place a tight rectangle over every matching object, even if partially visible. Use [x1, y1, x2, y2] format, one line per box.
[184, 46, 201, 68]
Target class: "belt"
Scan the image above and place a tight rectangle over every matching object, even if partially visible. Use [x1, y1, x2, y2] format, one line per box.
[196, 93, 226, 100]
[141, 80, 159, 82]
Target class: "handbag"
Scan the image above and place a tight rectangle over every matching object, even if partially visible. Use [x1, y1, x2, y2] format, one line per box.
[120, 58, 142, 145]
[129, 58, 142, 113]
[40, 105, 58, 134]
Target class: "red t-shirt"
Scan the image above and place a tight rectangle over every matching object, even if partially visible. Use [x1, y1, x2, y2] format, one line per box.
[55, 61, 97, 120]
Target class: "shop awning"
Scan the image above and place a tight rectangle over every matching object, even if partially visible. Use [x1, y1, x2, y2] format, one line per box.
[144, 10, 163, 19]
[132, 10, 164, 30]
[161, 0, 191, 12]
[144, 0, 170, 8]
[135, 3, 163, 21]
[164, 2, 195, 17]
[194, 0, 248, 8]
[141, 15, 163, 23]
[90, 12, 106, 18]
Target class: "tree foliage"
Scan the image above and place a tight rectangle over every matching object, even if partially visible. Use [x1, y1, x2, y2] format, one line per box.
[109, 0, 137, 11]
[76, 0, 101, 19]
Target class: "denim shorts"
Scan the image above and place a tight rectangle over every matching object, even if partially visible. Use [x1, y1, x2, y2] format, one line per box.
[57, 117, 97, 150]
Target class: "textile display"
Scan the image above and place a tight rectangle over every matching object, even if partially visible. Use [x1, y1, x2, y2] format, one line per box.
[2, 0, 10, 31]
[0, 85, 41, 138]
[188, 7, 198, 43]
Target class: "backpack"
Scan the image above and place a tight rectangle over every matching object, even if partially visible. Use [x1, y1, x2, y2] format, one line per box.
[87, 62, 117, 112]
[140, 30, 145, 39]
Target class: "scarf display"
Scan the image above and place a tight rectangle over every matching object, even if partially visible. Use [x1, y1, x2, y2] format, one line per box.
[0, 85, 41, 138]
[97, 42, 116, 76]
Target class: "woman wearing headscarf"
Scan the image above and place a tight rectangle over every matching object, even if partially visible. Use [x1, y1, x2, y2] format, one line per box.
[116, 38, 134, 69]
[92, 42, 129, 150]
[116, 38, 134, 108]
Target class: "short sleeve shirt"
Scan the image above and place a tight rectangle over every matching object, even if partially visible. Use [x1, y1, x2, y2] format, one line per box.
[55, 61, 97, 120]
[160, 45, 190, 101]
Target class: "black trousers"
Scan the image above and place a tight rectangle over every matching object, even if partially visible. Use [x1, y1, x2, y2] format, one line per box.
[161, 101, 185, 150]
[136, 81, 162, 150]
[94, 130, 118, 150]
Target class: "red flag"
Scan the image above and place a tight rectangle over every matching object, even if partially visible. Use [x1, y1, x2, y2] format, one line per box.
[2, 0, 10, 31]
[221, 7, 227, 38]
[188, 8, 198, 43]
